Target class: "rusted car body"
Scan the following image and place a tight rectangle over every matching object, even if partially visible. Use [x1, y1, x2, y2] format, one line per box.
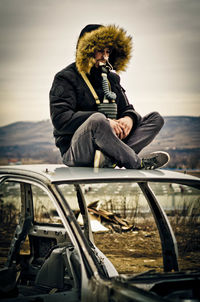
[0, 165, 199, 301]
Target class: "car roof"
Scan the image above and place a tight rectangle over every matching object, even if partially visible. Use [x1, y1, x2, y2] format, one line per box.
[0, 164, 199, 187]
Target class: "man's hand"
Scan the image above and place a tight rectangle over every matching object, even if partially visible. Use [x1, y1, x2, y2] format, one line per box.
[116, 116, 133, 139]
[108, 116, 133, 140]
[108, 119, 125, 139]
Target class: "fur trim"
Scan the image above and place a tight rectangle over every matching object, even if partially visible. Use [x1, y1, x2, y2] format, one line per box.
[76, 25, 132, 74]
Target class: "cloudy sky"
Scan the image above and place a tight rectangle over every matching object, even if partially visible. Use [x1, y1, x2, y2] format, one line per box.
[0, 0, 199, 126]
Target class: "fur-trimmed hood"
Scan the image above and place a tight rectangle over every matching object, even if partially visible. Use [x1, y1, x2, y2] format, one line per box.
[76, 25, 132, 74]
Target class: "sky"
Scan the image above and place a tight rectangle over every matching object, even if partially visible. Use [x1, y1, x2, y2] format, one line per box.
[0, 0, 200, 127]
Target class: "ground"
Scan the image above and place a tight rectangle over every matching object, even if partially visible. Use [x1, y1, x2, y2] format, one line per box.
[94, 222, 200, 274]
[94, 230, 163, 274]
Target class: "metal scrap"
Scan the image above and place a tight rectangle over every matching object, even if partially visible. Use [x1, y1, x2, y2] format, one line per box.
[87, 202, 136, 233]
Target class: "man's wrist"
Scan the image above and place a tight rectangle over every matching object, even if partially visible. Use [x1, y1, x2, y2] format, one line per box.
[123, 115, 133, 121]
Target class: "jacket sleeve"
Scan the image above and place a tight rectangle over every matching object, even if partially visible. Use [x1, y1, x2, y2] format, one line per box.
[50, 71, 96, 135]
[110, 73, 141, 127]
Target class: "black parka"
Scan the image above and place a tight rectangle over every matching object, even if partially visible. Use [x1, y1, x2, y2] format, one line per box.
[49, 25, 141, 156]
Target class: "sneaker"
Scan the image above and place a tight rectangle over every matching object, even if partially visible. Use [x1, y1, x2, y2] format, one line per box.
[94, 150, 116, 168]
[140, 151, 170, 170]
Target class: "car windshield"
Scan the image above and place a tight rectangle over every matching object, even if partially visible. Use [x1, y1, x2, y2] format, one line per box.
[59, 181, 200, 275]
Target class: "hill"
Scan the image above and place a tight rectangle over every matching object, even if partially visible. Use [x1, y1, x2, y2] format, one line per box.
[0, 116, 199, 169]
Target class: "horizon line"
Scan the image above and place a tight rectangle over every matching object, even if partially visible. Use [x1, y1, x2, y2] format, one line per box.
[0, 115, 199, 128]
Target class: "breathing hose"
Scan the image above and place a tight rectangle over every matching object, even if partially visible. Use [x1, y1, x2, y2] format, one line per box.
[101, 73, 116, 101]
[96, 63, 117, 119]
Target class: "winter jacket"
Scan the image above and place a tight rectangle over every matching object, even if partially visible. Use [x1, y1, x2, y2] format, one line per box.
[49, 25, 141, 156]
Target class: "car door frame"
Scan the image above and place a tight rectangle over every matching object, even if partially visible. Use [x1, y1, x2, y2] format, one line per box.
[0, 174, 104, 301]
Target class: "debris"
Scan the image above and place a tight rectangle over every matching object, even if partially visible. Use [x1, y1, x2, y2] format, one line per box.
[87, 201, 137, 233]
[77, 213, 109, 233]
[90, 219, 109, 233]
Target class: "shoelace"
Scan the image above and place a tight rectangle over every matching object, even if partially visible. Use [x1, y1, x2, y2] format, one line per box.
[142, 155, 158, 169]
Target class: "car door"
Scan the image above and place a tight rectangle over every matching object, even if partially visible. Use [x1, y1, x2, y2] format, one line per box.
[0, 175, 83, 301]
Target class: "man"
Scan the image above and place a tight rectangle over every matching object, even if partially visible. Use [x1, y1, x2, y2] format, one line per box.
[50, 24, 169, 169]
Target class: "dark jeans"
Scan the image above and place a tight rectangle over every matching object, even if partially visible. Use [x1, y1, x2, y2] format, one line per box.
[63, 112, 164, 169]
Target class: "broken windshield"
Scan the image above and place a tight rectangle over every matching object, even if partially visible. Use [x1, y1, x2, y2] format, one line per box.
[59, 181, 200, 275]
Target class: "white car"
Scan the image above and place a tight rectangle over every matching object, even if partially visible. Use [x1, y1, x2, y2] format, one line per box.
[0, 165, 199, 301]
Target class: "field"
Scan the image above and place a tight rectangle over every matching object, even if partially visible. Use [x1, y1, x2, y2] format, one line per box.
[94, 219, 200, 274]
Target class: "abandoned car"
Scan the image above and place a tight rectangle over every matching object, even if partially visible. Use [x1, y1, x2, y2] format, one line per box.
[0, 164, 199, 301]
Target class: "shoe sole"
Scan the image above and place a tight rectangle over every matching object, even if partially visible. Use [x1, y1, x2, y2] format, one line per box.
[94, 150, 102, 168]
[94, 150, 116, 168]
[148, 151, 170, 169]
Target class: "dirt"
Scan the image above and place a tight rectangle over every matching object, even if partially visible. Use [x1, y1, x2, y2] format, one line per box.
[94, 229, 163, 274]
[93, 223, 200, 274]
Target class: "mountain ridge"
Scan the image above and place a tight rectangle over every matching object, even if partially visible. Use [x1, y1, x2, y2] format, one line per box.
[0, 116, 199, 168]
